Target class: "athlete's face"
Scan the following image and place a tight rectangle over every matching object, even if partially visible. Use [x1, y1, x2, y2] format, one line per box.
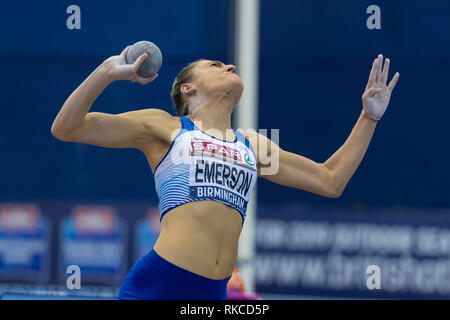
[189, 60, 243, 99]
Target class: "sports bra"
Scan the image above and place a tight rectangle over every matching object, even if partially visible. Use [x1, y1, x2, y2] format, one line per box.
[154, 116, 258, 225]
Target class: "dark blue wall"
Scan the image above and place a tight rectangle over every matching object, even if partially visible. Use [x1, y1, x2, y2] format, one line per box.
[258, 0, 450, 208]
[1, 1, 448, 210]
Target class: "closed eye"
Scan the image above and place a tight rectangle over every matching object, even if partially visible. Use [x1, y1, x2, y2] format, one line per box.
[210, 61, 222, 67]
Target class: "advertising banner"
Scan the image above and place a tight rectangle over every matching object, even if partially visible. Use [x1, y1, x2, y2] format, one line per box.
[0, 204, 50, 283]
[255, 204, 450, 299]
[59, 205, 127, 286]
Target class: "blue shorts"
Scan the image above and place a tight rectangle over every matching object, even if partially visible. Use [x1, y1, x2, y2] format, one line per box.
[118, 249, 231, 300]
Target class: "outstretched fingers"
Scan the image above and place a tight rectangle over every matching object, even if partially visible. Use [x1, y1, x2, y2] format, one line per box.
[366, 58, 378, 90]
[376, 54, 383, 82]
[367, 54, 395, 89]
[381, 58, 390, 85]
[388, 72, 400, 91]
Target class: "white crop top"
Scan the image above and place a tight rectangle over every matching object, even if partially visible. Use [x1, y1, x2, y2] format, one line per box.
[154, 116, 258, 224]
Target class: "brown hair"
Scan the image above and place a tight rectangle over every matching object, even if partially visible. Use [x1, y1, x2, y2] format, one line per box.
[171, 59, 205, 116]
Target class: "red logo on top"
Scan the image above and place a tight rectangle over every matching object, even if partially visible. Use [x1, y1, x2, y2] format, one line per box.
[191, 141, 242, 161]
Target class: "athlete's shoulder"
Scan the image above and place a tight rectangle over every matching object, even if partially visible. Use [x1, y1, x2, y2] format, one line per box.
[240, 129, 258, 142]
[241, 130, 279, 147]
[126, 108, 181, 143]
[240, 130, 280, 165]
[134, 108, 177, 122]
[120, 108, 176, 123]
[240, 130, 267, 148]
[137, 108, 179, 127]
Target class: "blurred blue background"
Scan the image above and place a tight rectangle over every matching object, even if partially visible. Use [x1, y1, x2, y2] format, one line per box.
[0, 0, 449, 299]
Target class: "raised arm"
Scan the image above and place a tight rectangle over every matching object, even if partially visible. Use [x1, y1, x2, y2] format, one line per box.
[50, 46, 171, 150]
[249, 54, 399, 198]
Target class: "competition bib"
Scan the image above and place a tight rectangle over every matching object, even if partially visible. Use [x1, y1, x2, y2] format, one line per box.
[188, 137, 257, 212]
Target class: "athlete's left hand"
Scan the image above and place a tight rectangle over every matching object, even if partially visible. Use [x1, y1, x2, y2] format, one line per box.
[362, 54, 399, 121]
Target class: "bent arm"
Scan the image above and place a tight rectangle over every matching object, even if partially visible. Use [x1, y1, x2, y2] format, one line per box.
[253, 55, 398, 198]
[51, 62, 114, 140]
[51, 59, 170, 149]
[56, 109, 174, 149]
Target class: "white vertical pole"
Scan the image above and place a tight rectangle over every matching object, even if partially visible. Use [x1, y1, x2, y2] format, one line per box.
[234, 0, 260, 294]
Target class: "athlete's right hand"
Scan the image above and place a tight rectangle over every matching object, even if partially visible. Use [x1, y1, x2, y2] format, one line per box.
[102, 46, 158, 84]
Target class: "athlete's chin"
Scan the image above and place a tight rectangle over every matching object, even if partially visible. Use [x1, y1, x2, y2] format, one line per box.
[229, 78, 243, 92]
[232, 75, 243, 85]
[227, 84, 243, 102]
[235, 82, 244, 97]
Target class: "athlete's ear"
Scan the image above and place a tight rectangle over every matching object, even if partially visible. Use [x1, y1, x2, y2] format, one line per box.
[181, 83, 196, 96]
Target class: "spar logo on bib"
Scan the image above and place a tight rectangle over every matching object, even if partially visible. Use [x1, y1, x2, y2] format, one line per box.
[190, 141, 242, 162]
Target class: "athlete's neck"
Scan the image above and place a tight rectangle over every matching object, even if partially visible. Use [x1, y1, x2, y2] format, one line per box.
[187, 93, 236, 138]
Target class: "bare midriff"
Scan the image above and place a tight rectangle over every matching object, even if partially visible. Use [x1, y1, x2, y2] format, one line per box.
[153, 200, 243, 280]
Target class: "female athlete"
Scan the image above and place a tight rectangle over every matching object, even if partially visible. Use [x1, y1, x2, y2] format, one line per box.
[51, 46, 399, 299]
